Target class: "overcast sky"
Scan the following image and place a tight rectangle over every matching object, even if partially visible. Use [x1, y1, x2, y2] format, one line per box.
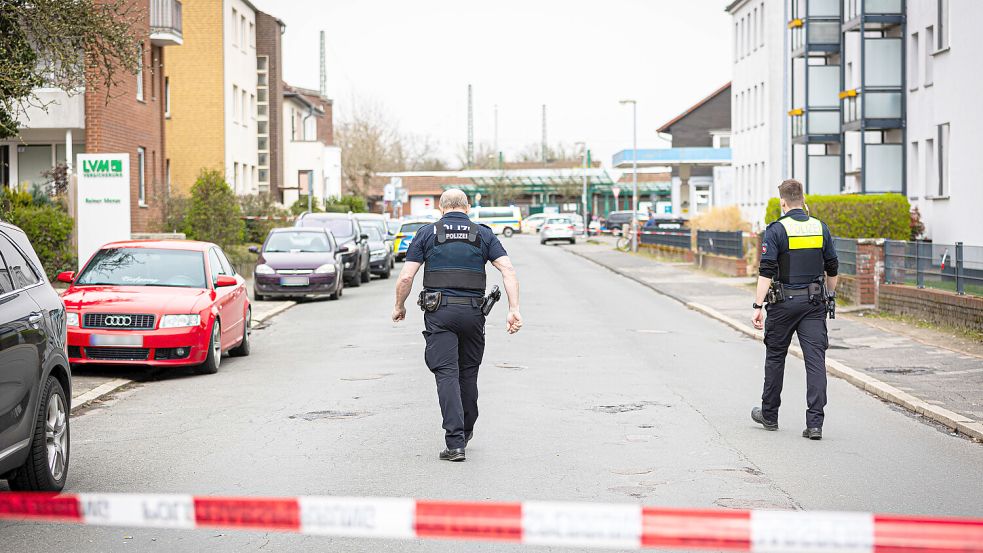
[250, 0, 733, 168]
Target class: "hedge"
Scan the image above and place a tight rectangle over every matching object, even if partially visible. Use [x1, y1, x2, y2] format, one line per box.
[183, 169, 245, 248]
[764, 194, 910, 239]
[3, 204, 76, 279]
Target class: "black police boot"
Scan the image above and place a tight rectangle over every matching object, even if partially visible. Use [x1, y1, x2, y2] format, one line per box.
[439, 448, 466, 462]
[751, 407, 778, 431]
[802, 428, 822, 440]
[465, 431, 473, 446]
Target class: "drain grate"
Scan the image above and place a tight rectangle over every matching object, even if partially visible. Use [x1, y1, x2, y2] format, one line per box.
[290, 410, 369, 421]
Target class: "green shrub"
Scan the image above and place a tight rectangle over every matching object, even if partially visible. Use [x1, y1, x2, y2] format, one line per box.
[161, 193, 190, 234]
[184, 169, 245, 248]
[764, 194, 910, 239]
[239, 193, 289, 243]
[290, 195, 322, 216]
[1, 203, 76, 279]
[323, 194, 366, 213]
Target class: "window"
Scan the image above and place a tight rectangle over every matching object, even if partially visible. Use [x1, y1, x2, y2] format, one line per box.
[924, 26, 934, 86]
[257, 56, 268, 71]
[241, 89, 247, 124]
[136, 42, 144, 101]
[208, 249, 224, 284]
[298, 170, 313, 194]
[249, 22, 255, 48]
[0, 234, 41, 291]
[217, 248, 236, 276]
[231, 9, 238, 46]
[909, 141, 919, 199]
[164, 77, 170, 117]
[924, 138, 935, 197]
[909, 32, 919, 89]
[240, 15, 246, 51]
[760, 2, 765, 47]
[232, 85, 239, 121]
[938, 123, 949, 197]
[734, 22, 739, 61]
[137, 147, 146, 205]
[166, 159, 171, 193]
[233, 162, 239, 191]
[938, 0, 949, 50]
[250, 93, 255, 120]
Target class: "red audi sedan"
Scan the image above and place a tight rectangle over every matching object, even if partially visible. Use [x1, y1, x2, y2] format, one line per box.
[58, 240, 251, 374]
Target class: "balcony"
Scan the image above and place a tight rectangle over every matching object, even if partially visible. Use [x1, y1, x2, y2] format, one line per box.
[790, 108, 841, 142]
[841, 89, 903, 130]
[150, 0, 183, 46]
[843, 0, 904, 31]
[789, 0, 841, 57]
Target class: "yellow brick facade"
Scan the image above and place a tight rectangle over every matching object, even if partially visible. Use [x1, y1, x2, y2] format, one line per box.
[165, 0, 225, 195]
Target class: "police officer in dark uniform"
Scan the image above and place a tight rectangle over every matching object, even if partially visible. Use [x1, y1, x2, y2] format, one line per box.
[392, 189, 522, 462]
[750, 179, 838, 440]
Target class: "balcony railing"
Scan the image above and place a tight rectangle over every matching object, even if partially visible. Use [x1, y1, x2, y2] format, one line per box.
[150, 0, 183, 46]
[845, 0, 904, 23]
[841, 90, 903, 126]
[790, 108, 840, 138]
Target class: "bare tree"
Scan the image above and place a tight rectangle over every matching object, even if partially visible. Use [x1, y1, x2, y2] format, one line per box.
[0, 0, 142, 139]
[514, 142, 583, 164]
[454, 141, 500, 170]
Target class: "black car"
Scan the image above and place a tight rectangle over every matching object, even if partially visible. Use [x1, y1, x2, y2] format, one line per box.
[0, 221, 72, 491]
[362, 226, 393, 279]
[295, 213, 371, 287]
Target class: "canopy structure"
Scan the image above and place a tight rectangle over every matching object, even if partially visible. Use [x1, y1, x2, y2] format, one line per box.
[612, 147, 731, 169]
[449, 169, 670, 197]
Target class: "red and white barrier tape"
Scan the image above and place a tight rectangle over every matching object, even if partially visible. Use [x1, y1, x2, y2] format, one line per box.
[2, 493, 982, 551]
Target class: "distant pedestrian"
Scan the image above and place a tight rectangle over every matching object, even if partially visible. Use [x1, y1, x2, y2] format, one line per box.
[750, 179, 838, 440]
[392, 189, 522, 462]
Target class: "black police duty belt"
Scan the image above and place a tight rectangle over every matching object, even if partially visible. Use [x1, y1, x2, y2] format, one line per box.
[418, 286, 501, 315]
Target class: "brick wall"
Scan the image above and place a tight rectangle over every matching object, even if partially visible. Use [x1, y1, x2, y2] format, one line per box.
[696, 252, 747, 277]
[84, 1, 166, 232]
[256, 12, 283, 200]
[837, 274, 858, 304]
[640, 244, 695, 263]
[878, 284, 983, 332]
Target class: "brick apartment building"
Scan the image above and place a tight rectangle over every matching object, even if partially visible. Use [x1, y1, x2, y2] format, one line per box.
[255, 11, 285, 201]
[281, 84, 340, 207]
[3, 0, 183, 233]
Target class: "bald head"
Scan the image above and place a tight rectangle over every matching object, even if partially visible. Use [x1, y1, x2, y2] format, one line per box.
[439, 189, 470, 213]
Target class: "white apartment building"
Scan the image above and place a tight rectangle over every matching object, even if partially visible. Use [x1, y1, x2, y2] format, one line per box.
[281, 89, 341, 207]
[906, 0, 981, 246]
[226, 0, 259, 195]
[727, 0, 787, 228]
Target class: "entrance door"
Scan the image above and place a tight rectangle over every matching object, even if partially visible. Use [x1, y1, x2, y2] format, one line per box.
[0, 146, 9, 188]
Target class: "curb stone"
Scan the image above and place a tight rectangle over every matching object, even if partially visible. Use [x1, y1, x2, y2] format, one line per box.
[568, 248, 983, 443]
[252, 301, 296, 327]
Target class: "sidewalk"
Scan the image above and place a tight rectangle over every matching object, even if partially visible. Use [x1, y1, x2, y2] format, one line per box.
[567, 239, 983, 441]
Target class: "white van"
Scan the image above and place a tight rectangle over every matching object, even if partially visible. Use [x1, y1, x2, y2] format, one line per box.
[469, 206, 523, 237]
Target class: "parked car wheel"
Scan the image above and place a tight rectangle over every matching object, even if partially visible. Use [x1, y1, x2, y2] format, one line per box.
[195, 319, 222, 375]
[7, 376, 69, 492]
[540, 238, 547, 245]
[253, 288, 265, 302]
[360, 264, 371, 283]
[229, 308, 251, 357]
[569, 238, 577, 244]
[502, 227, 515, 238]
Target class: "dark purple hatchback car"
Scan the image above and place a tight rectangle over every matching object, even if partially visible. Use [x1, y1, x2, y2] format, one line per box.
[252, 228, 345, 300]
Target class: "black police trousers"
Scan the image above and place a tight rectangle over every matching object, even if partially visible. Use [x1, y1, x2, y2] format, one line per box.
[762, 295, 829, 428]
[422, 304, 485, 449]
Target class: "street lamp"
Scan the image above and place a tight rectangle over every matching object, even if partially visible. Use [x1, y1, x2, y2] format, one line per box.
[574, 141, 588, 238]
[619, 99, 638, 252]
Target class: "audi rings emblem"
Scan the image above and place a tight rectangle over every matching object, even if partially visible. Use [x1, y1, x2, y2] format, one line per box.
[104, 315, 132, 327]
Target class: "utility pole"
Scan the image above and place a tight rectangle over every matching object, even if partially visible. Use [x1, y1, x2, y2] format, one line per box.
[541, 104, 547, 165]
[620, 99, 638, 252]
[319, 31, 327, 97]
[467, 84, 474, 168]
[582, 148, 590, 238]
[493, 104, 499, 154]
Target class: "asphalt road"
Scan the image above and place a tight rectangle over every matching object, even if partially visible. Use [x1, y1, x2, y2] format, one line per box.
[3, 235, 982, 552]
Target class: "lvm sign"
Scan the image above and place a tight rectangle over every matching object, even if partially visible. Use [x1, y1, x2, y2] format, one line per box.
[76, 153, 131, 268]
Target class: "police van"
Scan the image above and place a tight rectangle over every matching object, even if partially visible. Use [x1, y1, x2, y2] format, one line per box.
[469, 206, 523, 237]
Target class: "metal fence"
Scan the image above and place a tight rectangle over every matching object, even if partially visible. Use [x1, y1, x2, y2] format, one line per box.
[639, 228, 692, 250]
[833, 237, 857, 275]
[884, 240, 983, 297]
[696, 231, 744, 259]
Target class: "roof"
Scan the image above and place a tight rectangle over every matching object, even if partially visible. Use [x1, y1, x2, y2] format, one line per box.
[283, 90, 325, 115]
[284, 83, 333, 105]
[725, 0, 751, 13]
[101, 240, 214, 251]
[657, 82, 732, 134]
[612, 147, 731, 168]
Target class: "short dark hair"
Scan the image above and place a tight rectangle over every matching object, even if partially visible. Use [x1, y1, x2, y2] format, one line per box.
[778, 179, 804, 205]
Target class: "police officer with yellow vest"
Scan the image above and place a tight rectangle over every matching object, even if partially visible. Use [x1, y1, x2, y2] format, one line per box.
[392, 189, 522, 462]
[751, 179, 838, 440]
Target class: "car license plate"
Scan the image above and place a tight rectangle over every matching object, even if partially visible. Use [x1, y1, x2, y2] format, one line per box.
[280, 276, 310, 286]
[90, 334, 143, 347]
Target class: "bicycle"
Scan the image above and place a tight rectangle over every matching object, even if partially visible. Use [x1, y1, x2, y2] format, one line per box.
[616, 225, 636, 252]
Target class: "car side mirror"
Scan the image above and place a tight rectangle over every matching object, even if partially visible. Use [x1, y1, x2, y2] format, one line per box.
[248, 245, 260, 254]
[56, 271, 75, 284]
[336, 245, 351, 255]
[360, 233, 369, 241]
[215, 275, 237, 287]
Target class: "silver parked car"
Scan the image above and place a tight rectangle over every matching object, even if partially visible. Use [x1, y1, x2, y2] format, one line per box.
[539, 216, 577, 245]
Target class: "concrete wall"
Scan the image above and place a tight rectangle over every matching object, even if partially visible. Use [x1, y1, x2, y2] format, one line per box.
[165, 0, 224, 195]
[907, 0, 983, 247]
[729, 0, 785, 229]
